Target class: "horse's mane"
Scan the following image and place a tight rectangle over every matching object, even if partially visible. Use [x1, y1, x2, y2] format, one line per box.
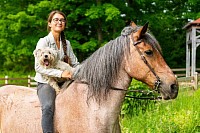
[76, 35, 130, 101]
[76, 25, 161, 101]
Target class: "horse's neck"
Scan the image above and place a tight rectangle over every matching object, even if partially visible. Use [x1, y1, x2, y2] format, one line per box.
[55, 71, 131, 132]
[88, 71, 131, 131]
[105, 70, 131, 111]
[112, 70, 132, 91]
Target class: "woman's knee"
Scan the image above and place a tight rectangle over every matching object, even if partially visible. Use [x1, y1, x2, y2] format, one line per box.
[37, 83, 56, 97]
[42, 104, 55, 113]
[38, 83, 54, 91]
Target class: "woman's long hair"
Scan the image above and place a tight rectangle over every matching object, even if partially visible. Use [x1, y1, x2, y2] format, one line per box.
[47, 10, 70, 64]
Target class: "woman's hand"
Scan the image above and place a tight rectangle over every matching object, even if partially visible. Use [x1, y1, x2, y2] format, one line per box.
[61, 70, 72, 79]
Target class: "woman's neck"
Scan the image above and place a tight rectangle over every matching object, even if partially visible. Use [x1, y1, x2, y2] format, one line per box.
[52, 31, 61, 49]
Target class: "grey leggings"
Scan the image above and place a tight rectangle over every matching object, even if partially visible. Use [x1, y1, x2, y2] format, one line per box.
[37, 83, 56, 133]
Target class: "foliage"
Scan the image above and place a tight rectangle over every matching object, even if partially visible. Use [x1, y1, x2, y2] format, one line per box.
[0, 0, 200, 72]
[121, 88, 200, 132]
[85, 3, 120, 21]
[121, 79, 158, 116]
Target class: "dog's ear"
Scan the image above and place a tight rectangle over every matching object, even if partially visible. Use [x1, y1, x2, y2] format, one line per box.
[33, 49, 41, 57]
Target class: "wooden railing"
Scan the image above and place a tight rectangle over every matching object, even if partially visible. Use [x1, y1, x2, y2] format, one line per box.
[0, 68, 199, 89]
[0, 75, 37, 87]
[172, 68, 200, 77]
[177, 72, 200, 90]
[171, 68, 200, 90]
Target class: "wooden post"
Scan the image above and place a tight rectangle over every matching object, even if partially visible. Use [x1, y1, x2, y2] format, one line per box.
[194, 72, 198, 90]
[183, 18, 200, 77]
[186, 31, 191, 77]
[191, 27, 196, 76]
[5, 75, 8, 85]
[28, 75, 31, 87]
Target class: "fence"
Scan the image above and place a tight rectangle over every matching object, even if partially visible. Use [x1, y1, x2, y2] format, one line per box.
[0, 68, 200, 89]
[172, 68, 200, 90]
[172, 68, 200, 77]
[0, 75, 37, 87]
[178, 72, 200, 90]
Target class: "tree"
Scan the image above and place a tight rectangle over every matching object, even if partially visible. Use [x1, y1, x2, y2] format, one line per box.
[0, 0, 199, 72]
[0, 0, 52, 72]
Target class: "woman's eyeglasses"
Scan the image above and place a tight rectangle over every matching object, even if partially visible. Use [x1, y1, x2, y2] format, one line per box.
[52, 18, 66, 24]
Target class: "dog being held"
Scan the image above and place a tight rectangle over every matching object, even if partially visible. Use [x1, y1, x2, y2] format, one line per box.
[34, 47, 74, 94]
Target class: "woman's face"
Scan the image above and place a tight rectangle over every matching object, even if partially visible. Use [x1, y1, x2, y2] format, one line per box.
[48, 13, 66, 33]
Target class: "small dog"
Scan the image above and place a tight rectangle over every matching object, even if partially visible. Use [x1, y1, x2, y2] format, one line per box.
[33, 47, 74, 95]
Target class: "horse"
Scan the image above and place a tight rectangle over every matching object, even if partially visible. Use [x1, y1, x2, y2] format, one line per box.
[0, 22, 178, 133]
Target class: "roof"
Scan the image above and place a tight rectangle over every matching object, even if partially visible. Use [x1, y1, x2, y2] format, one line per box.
[183, 18, 200, 29]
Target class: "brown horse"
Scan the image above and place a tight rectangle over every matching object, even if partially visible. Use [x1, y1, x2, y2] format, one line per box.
[0, 22, 178, 133]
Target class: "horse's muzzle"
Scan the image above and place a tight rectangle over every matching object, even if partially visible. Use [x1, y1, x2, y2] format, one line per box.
[160, 82, 179, 100]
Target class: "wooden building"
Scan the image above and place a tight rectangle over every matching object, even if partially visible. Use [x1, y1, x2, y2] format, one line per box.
[183, 18, 200, 77]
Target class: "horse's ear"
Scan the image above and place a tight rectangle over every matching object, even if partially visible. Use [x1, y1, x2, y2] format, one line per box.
[140, 22, 149, 36]
[133, 22, 149, 41]
[130, 21, 137, 28]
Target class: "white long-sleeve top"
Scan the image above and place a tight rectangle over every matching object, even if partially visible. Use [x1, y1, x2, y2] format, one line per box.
[34, 32, 79, 83]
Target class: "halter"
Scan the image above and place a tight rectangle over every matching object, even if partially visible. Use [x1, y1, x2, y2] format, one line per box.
[131, 35, 161, 92]
[109, 35, 162, 100]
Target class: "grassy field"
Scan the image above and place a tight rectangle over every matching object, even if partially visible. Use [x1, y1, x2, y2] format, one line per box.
[121, 87, 200, 133]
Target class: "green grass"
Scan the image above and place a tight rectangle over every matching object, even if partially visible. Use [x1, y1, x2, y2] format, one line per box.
[121, 88, 200, 133]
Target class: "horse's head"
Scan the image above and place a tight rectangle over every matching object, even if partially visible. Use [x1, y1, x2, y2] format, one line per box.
[124, 22, 178, 100]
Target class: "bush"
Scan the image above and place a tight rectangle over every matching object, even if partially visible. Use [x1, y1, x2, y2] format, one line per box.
[121, 79, 158, 116]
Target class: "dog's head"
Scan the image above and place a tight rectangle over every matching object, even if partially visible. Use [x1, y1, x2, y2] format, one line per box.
[33, 47, 58, 68]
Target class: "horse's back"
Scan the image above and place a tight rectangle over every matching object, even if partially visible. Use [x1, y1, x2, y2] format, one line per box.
[0, 85, 42, 133]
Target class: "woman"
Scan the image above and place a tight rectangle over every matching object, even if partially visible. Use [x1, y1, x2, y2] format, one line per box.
[34, 10, 79, 133]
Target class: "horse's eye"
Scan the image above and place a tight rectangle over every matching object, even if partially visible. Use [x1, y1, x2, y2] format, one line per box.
[145, 50, 153, 56]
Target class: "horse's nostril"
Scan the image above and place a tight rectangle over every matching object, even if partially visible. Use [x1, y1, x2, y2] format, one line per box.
[170, 84, 178, 93]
